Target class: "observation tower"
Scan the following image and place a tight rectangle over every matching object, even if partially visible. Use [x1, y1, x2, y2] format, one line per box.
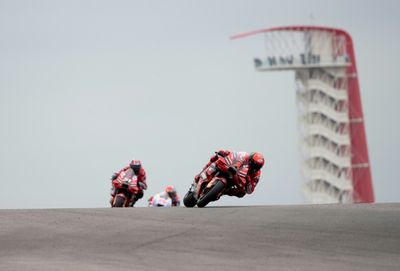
[232, 26, 374, 203]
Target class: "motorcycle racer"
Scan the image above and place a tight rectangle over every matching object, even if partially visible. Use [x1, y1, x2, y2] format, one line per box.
[194, 150, 264, 198]
[110, 159, 147, 207]
[148, 185, 181, 207]
[148, 193, 172, 207]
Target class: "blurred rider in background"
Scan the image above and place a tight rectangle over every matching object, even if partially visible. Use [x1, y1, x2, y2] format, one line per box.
[110, 159, 147, 207]
[148, 185, 180, 207]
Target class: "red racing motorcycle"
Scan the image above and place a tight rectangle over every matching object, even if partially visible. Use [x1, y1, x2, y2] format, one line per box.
[111, 169, 140, 207]
[183, 154, 240, 208]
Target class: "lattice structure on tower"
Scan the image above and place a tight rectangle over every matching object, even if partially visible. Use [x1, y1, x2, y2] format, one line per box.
[232, 26, 374, 203]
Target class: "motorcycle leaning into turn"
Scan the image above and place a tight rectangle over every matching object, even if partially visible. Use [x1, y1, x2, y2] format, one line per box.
[183, 154, 241, 208]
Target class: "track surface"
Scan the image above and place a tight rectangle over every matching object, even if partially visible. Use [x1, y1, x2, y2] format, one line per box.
[1, 204, 399, 270]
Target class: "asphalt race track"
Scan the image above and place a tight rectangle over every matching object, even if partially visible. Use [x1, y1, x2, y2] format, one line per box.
[0, 204, 399, 271]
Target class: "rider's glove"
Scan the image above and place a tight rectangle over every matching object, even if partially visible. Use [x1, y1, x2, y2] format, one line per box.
[111, 173, 118, 181]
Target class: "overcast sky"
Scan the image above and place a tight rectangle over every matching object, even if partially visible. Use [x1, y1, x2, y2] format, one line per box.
[1, 0, 399, 208]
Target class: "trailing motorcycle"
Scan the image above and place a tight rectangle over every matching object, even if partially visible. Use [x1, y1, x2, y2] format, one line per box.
[111, 168, 139, 207]
[148, 193, 172, 207]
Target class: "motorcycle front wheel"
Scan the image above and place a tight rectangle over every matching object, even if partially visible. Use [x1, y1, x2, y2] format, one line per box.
[113, 194, 126, 207]
[183, 191, 197, 208]
[197, 180, 225, 208]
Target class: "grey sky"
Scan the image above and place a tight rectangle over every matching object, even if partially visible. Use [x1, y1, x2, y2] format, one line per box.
[0, 0, 399, 208]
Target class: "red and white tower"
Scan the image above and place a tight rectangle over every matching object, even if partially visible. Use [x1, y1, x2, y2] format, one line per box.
[232, 26, 374, 203]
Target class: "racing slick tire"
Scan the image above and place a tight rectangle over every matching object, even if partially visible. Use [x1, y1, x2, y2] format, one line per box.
[183, 191, 197, 208]
[197, 180, 225, 208]
[113, 195, 126, 208]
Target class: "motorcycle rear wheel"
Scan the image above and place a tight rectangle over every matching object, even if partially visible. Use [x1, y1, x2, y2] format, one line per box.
[113, 195, 126, 207]
[197, 180, 225, 208]
[183, 191, 197, 208]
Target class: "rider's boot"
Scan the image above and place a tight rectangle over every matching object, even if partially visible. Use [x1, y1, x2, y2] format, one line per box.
[129, 198, 137, 207]
[129, 190, 144, 207]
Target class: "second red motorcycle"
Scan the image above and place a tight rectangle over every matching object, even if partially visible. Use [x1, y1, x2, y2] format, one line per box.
[111, 168, 140, 207]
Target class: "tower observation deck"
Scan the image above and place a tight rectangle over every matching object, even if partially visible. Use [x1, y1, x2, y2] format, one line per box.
[232, 26, 374, 203]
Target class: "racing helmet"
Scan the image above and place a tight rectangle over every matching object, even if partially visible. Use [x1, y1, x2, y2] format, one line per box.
[249, 152, 265, 171]
[130, 160, 142, 174]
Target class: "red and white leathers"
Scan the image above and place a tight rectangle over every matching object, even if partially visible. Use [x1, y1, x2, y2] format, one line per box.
[148, 191, 181, 207]
[110, 165, 147, 205]
[195, 150, 262, 198]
